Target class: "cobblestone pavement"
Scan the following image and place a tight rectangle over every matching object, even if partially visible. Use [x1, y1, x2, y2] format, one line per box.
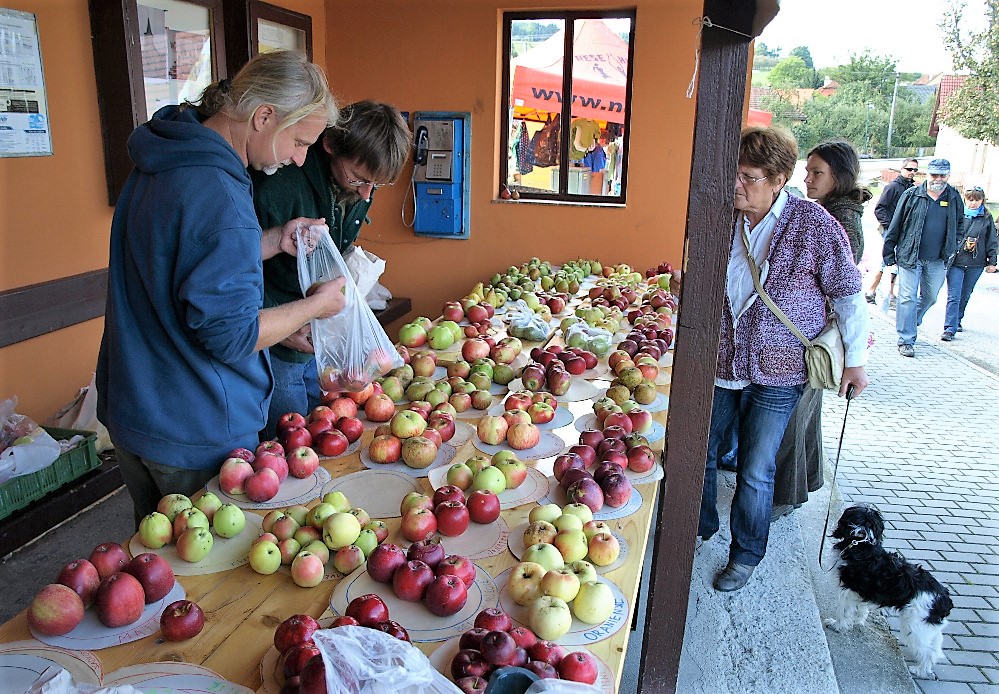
[823, 305, 999, 694]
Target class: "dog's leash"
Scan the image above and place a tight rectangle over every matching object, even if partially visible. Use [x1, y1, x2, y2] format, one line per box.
[818, 383, 855, 571]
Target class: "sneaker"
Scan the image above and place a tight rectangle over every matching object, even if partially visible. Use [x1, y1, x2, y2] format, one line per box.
[941, 332, 955, 342]
[713, 561, 756, 592]
[865, 293, 877, 304]
[957, 325, 963, 332]
[898, 344, 915, 357]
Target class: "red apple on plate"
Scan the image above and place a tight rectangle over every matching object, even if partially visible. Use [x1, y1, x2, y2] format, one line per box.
[274, 614, 320, 654]
[345, 593, 389, 626]
[400, 507, 437, 542]
[451, 649, 492, 680]
[473, 607, 513, 632]
[459, 627, 489, 651]
[558, 650, 599, 684]
[56, 558, 101, 608]
[314, 429, 349, 457]
[335, 416, 365, 443]
[125, 552, 175, 603]
[95, 572, 145, 628]
[527, 639, 567, 667]
[279, 425, 312, 451]
[372, 619, 410, 642]
[88, 542, 129, 579]
[282, 643, 321, 679]
[366, 542, 407, 583]
[406, 537, 446, 570]
[455, 676, 489, 694]
[432, 484, 465, 507]
[437, 554, 476, 587]
[27, 584, 85, 636]
[466, 489, 501, 524]
[287, 446, 320, 479]
[424, 574, 468, 616]
[435, 500, 470, 537]
[159, 599, 205, 641]
[392, 559, 435, 602]
[244, 467, 281, 502]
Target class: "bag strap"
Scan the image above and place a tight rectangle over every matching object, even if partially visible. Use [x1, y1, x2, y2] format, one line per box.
[739, 223, 814, 349]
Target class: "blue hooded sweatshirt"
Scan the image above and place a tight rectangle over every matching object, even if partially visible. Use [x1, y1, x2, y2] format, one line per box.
[97, 105, 270, 470]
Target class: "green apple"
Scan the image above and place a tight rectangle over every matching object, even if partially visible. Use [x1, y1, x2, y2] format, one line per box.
[465, 455, 492, 475]
[553, 528, 589, 563]
[472, 466, 507, 494]
[353, 528, 378, 557]
[138, 511, 173, 549]
[529, 503, 563, 525]
[561, 502, 594, 525]
[322, 512, 361, 550]
[528, 595, 572, 641]
[247, 539, 282, 575]
[582, 520, 614, 541]
[302, 539, 330, 564]
[321, 491, 351, 513]
[521, 542, 565, 571]
[193, 492, 223, 521]
[553, 513, 583, 533]
[307, 502, 337, 529]
[445, 462, 473, 490]
[508, 561, 547, 606]
[567, 560, 599, 586]
[284, 504, 312, 526]
[176, 527, 214, 562]
[212, 503, 246, 539]
[156, 493, 193, 522]
[490, 450, 518, 465]
[540, 567, 580, 603]
[572, 580, 615, 624]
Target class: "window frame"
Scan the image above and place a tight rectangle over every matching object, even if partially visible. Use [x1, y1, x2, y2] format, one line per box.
[500, 9, 636, 204]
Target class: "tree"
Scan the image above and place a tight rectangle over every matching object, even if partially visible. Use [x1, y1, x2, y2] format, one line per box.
[941, 0, 999, 145]
[789, 46, 814, 69]
[769, 56, 816, 90]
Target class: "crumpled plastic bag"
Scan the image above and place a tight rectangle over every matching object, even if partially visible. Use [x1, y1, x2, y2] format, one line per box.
[506, 301, 553, 342]
[313, 626, 460, 694]
[28, 665, 143, 694]
[344, 245, 387, 305]
[0, 396, 62, 485]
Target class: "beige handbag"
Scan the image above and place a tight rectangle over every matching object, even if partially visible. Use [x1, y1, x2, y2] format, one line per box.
[740, 227, 845, 391]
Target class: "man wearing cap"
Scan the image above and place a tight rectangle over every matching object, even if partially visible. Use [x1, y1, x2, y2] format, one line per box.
[883, 158, 963, 357]
[865, 158, 920, 304]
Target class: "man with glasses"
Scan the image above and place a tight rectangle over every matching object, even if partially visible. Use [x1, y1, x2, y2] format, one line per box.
[883, 158, 963, 357]
[866, 158, 920, 304]
[252, 101, 412, 436]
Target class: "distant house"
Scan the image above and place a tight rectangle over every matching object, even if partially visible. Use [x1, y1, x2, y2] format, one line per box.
[930, 74, 996, 198]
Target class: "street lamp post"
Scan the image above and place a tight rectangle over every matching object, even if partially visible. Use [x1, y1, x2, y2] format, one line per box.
[864, 103, 874, 156]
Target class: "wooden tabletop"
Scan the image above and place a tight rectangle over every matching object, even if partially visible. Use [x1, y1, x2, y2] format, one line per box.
[0, 334, 669, 692]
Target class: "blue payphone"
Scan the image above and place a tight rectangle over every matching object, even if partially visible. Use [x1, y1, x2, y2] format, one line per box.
[412, 111, 471, 239]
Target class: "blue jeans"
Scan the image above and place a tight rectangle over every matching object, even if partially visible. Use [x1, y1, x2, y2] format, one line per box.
[265, 355, 322, 439]
[895, 260, 947, 345]
[944, 266, 985, 333]
[699, 383, 803, 566]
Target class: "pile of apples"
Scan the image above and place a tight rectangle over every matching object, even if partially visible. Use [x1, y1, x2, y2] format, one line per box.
[442, 299, 500, 335]
[248, 492, 385, 587]
[27, 541, 204, 642]
[272, 606, 412, 694]
[449, 607, 600, 690]
[397, 482, 502, 544]
[137, 492, 246, 563]
[586, 283, 640, 312]
[445, 450, 529, 497]
[550, 434, 646, 514]
[577, 419, 659, 477]
[522, 503, 621, 568]
[280, 400, 366, 459]
[366, 402, 455, 469]
[367, 538, 474, 617]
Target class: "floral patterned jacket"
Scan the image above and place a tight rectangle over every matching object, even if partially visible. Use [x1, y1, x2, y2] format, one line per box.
[716, 195, 862, 386]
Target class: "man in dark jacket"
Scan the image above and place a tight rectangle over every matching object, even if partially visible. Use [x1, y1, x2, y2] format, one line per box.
[865, 158, 919, 303]
[883, 158, 964, 357]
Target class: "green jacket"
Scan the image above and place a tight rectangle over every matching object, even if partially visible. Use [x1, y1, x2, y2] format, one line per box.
[883, 182, 963, 269]
[252, 143, 373, 363]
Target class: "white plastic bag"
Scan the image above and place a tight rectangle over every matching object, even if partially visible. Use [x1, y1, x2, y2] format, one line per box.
[28, 664, 144, 694]
[296, 226, 403, 394]
[313, 626, 460, 694]
[344, 245, 387, 304]
[44, 374, 112, 453]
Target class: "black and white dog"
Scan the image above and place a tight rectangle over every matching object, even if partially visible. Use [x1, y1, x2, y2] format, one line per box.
[824, 504, 953, 679]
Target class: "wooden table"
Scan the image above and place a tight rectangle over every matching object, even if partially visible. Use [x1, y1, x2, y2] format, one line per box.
[0, 336, 668, 692]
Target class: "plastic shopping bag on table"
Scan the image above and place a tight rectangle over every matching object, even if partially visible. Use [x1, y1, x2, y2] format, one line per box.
[296, 225, 403, 395]
[313, 627, 460, 694]
[344, 245, 387, 304]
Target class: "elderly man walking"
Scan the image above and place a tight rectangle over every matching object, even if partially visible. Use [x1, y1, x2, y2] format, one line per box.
[883, 158, 964, 357]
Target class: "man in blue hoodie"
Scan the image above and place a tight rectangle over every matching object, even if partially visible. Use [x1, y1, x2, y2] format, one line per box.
[97, 51, 343, 524]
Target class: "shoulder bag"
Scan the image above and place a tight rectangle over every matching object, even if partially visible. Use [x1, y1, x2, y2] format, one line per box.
[740, 226, 845, 391]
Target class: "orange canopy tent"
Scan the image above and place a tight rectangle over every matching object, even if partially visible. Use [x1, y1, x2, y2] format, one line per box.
[511, 19, 628, 124]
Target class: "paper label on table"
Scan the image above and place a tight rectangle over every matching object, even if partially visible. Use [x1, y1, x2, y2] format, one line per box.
[507, 522, 630, 574]
[506, 378, 601, 403]
[428, 465, 552, 511]
[428, 636, 616, 693]
[31, 581, 185, 650]
[0, 642, 102, 689]
[128, 512, 262, 575]
[330, 565, 499, 643]
[104, 661, 253, 694]
[360, 442, 457, 477]
[473, 430, 565, 461]
[206, 467, 332, 510]
[494, 568, 629, 647]
[540, 482, 644, 521]
[320, 469, 421, 518]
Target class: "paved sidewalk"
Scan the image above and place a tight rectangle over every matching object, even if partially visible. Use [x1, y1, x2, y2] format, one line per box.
[824, 305, 999, 693]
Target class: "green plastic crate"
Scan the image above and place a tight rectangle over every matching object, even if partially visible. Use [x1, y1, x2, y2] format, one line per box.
[0, 426, 100, 521]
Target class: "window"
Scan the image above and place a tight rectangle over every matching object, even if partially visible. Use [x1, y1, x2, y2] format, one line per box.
[501, 10, 635, 202]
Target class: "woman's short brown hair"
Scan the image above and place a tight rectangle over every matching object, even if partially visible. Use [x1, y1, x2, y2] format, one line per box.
[965, 187, 986, 202]
[739, 125, 798, 184]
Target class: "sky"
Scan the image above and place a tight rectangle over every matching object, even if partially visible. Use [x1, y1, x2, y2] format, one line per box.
[756, 0, 988, 74]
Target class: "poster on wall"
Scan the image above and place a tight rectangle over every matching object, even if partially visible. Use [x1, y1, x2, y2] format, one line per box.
[0, 8, 53, 158]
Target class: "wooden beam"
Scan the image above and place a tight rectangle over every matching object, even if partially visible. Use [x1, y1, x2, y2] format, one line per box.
[636, 4, 751, 691]
[0, 270, 108, 348]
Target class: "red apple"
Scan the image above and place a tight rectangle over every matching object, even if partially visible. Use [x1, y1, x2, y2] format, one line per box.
[406, 537, 446, 570]
[627, 445, 657, 473]
[306, 418, 333, 438]
[466, 489, 501, 524]
[279, 425, 312, 451]
[371, 619, 410, 642]
[329, 615, 359, 628]
[459, 627, 490, 651]
[567, 476, 605, 513]
[433, 484, 466, 507]
[479, 629, 518, 666]
[366, 543, 407, 583]
[437, 554, 476, 588]
[455, 676, 489, 694]
[451, 649, 493, 680]
[287, 445, 320, 478]
[578, 429, 605, 449]
[435, 500, 470, 537]
[298, 655, 327, 694]
[334, 416, 364, 443]
[56, 558, 101, 608]
[314, 429, 349, 457]
[508, 625, 538, 649]
[600, 471, 634, 507]
[368, 434, 402, 463]
[27, 584, 85, 636]
[326, 396, 359, 420]
[424, 574, 468, 616]
[567, 444, 597, 467]
[474, 607, 513, 632]
[95, 572, 145, 627]
[553, 452, 585, 482]
[345, 593, 390, 626]
[282, 643, 321, 679]
[159, 599, 205, 641]
[558, 650, 599, 684]
[125, 552, 175, 603]
[526, 660, 560, 679]
[400, 507, 437, 542]
[226, 447, 255, 463]
[253, 450, 289, 481]
[527, 640, 567, 666]
[88, 542, 129, 579]
[244, 467, 281, 502]
[392, 559, 435, 602]
[274, 614, 320, 654]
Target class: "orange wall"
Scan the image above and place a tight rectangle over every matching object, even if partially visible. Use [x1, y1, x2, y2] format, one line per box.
[324, 1, 697, 330]
[1, 0, 698, 422]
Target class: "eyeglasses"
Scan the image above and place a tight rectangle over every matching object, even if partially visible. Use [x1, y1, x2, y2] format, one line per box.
[736, 172, 770, 186]
[339, 160, 392, 190]
[903, 167, 919, 172]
